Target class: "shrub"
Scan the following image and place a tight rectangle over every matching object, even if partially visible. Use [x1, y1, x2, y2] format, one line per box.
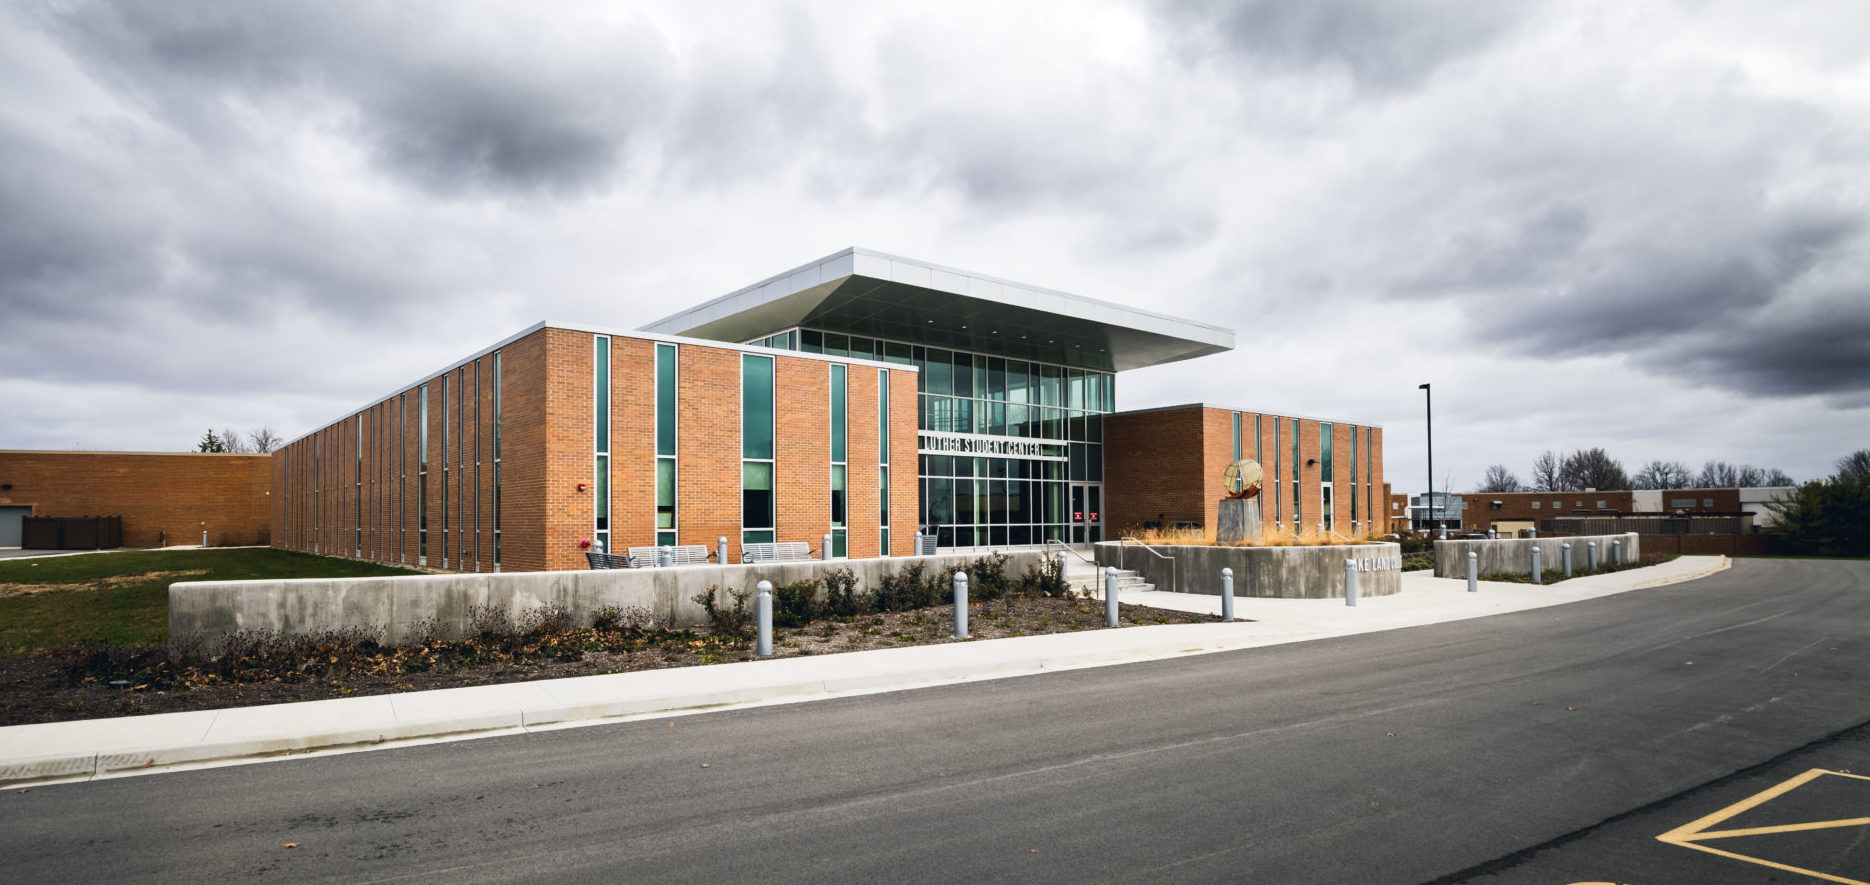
[772, 579, 822, 628]
[822, 567, 864, 618]
[692, 585, 754, 643]
[591, 605, 655, 633]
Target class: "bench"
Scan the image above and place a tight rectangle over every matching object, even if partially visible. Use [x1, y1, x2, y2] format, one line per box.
[741, 541, 815, 563]
[585, 551, 631, 570]
[628, 545, 712, 567]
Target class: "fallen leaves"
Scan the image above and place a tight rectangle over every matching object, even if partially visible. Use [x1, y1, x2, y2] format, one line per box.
[283, 843, 299, 849]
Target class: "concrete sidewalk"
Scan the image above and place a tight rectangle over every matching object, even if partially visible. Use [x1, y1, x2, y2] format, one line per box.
[0, 555, 1729, 787]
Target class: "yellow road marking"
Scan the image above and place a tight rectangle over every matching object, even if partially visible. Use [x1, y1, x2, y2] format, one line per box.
[1656, 768, 1870, 885]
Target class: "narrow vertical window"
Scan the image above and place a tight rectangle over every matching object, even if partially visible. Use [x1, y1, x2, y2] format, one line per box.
[741, 354, 776, 545]
[456, 367, 466, 567]
[1350, 426, 1359, 531]
[594, 336, 611, 554]
[1321, 421, 1334, 533]
[474, 359, 482, 572]
[1291, 418, 1301, 529]
[1232, 412, 1242, 462]
[398, 392, 406, 563]
[879, 368, 890, 555]
[442, 373, 450, 568]
[829, 364, 847, 558]
[1272, 417, 1281, 526]
[655, 343, 677, 547]
[355, 416, 363, 557]
[492, 351, 501, 570]
[419, 384, 428, 564]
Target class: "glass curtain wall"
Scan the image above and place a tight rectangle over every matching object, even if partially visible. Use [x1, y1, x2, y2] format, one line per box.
[741, 354, 776, 545]
[743, 327, 1113, 549]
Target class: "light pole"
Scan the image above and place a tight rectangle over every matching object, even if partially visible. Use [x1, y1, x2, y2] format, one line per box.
[1418, 383, 1433, 534]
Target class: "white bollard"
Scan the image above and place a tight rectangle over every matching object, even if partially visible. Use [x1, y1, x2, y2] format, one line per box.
[755, 581, 773, 656]
[658, 545, 673, 568]
[1531, 545, 1543, 584]
[1612, 539, 1621, 567]
[1221, 567, 1236, 622]
[1345, 558, 1359, 606]
[1588, 541, 1598, 571]
[1467, 551, 1478, 592]
[718, 536, 728, 565]
[1105, 566, 1119, 627]
[822, 533, 833, 560]
[1056, 551, 1068, 591]
[954, 572, 969, 638]
[1562, 543, 1573, 578]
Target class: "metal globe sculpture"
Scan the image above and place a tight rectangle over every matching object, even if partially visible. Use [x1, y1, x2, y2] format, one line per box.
[1223, 458, 1263, 500]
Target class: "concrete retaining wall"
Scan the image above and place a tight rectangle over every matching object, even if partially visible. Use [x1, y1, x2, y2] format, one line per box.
[1433, 534, 1640, 578]
[1093, 542, 1403, 599]
[169, 552, 1042, 654]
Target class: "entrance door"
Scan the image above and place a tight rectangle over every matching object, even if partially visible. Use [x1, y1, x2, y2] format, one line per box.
[0, 506, 29, 547]
[1070, 484, 1103, 546]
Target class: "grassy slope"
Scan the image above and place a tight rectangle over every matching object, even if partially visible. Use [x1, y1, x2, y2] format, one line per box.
[0, 548, 419, 655]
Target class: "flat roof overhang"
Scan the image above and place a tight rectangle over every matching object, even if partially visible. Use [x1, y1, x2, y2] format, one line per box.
[639, 248, 1235, 373]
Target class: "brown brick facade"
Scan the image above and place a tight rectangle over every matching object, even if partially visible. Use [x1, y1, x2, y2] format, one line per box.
[0, 450, 271, 548]
[1103, 405, 1386, 540]
[274, 326, 921, 572]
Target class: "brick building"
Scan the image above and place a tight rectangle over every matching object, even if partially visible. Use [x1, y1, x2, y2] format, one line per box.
[0, 451, 271, 548]
[1102, 405, 1385, 538]
[271, 248, 1387, 571]
[1459, 488, 1762, 536]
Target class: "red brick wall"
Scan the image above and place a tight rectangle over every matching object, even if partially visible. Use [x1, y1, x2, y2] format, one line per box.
[271, 326, 917, 572]
[0, 451, 271, 548]
[1102, 406, 1386, 542]
[1102, 408, 1207, 534]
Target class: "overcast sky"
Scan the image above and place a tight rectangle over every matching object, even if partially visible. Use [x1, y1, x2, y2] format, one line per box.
[2, 0, 1865, 493]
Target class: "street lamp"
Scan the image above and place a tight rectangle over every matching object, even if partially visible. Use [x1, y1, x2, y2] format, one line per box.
[1418, 383, 1434, 536]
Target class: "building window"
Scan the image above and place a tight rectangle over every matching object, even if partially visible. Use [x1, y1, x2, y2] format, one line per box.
[1349, 425, 1358, 530]
[492, 351, 501, 570]
[442, 373, 450, 567]
[419, 384, 428, 564]
[594, 336, 611, 554]
[1320, 421, 1333, 532]
[355, 416, 363, 557]
[742, 354, 776, 545]
[656, 343, 677, 547]
[1291, 418, 1301, 529]
[1272, 417, 1281, 525]
[1532, 501, 1541, 509]
[473, 360, 482, 571]
[829, 364, 848, 558]
[1232, 412, 1242, 462]
[880, 368, 890, 555]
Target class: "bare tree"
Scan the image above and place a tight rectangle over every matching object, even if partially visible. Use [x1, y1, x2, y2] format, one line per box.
[1633, 460, 1693, 490]
[1838, 450, 1870, 484]
[1696, 461, 1739, 488]
[246, 426, 281, 454]
[1478, 464, 1523, 492]
[1561, 448, 1629, 490]
[220, 427, 252, 453]
[1530, 451, 1562, 491]
[1763, 468, 1796, 487]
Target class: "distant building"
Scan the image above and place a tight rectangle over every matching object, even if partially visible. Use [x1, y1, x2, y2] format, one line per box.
[1455, 487, 1795, 537]
[1407, 491, 1463, 532]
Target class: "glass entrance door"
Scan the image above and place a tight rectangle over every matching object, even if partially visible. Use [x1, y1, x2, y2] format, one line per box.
[1070, 483, 1103, 545]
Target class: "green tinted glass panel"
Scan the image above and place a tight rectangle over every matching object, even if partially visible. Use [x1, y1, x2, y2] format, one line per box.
[594, 338, 609, 452]
[1321, 422, 1333, 483]
[878, 370, 889, 462]
[831, 365, 847, 463]
[656, 458, 675, 529]
[831, 464, 846, 527]
[742, 460, 773, 530]
[656, 344, 676, 457]
[742, 355, 774, 459]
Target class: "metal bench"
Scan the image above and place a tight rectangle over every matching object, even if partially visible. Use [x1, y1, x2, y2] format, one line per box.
[585, 551, 631, 570]
[628, 544, 712, 567]
[740, 541, 815, 563]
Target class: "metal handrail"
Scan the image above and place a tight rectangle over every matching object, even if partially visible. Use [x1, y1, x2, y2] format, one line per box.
[1114, 536, 1176, 593]
[1043, 538, 1097, 565]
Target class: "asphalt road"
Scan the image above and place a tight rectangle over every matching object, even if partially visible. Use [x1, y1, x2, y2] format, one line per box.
[5, 558, 1868, 884]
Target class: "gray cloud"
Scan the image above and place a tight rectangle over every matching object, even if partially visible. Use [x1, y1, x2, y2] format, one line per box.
[1157, 0, 1540, 91]
[35, 2, 673, 196]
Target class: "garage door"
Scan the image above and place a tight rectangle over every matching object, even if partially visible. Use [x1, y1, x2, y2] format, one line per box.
[0, 506, 29, 547]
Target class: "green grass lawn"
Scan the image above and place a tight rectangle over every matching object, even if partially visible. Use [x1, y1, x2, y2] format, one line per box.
[0, 548, 420, 655]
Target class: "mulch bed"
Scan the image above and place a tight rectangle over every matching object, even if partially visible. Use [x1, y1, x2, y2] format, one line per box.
[0, 597, 1219, 727]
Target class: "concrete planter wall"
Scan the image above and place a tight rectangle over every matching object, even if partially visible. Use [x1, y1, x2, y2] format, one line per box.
[1432, 534, 1640, 578]
[1093, 542, 1402, 599]
[169, 551, 1041, 655]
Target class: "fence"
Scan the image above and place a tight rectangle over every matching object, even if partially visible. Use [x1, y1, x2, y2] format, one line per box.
[21, 516, 123, 550]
